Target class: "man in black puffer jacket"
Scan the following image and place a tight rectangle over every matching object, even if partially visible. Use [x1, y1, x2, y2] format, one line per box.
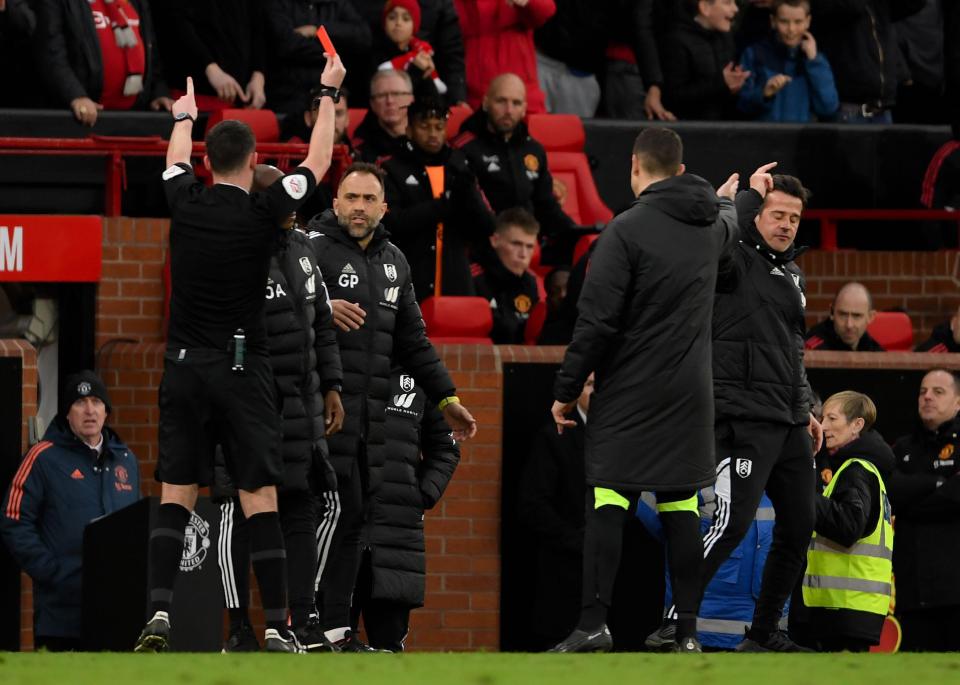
[350, 367, 459, 651]
[307, 161, 477, 651]
[215, 165, 345, 653]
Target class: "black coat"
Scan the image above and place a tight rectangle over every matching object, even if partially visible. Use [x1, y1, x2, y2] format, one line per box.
[713, 189, 812, 426]
[452, 108, 576, 237]
[353, 110, 407, 163]
[472, 251, 540, 344]
[661, 17, 737, 120]
[381, 139, 494, 299]
[361, 370, 459, 606]
[554, 175, 737, 492]
[265, 0, 372, 115]
[804, 318, 885, 352]
[0, 0, 39, 108]
[306, 211, 456, 494]
[34, 0, 169, 108]
[915, 321, 960, 353]
[807, 430, 895, 643]
[889, 416, 960, 611]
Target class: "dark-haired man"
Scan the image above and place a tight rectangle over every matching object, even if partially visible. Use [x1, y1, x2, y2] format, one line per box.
[306, 162, 477, 650]
[648, 166, 824, 653]
[135, 54, 346, 654]
[550, 127, 739, 654]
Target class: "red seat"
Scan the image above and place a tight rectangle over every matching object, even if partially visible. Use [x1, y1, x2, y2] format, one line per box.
[529, 241, 551, 278]
[526, 113, 585, 152]
[446, 103, 472, 138]
[547, 151, 614, 226]
[347, 108, 366, 139]
[204, 109, 280, 143]
[420, 296, 493, 344]
[573, 233, 600, 266]
[867, 311, 914, 351]
[524, 299, 548, 345]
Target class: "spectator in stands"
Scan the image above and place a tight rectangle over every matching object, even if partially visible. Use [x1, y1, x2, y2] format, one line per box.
[473, 208, 541, 344]
[920, 136, 960, 211]
[889, 369, 960, 652]
[375, 0, 449, 96]
[34, 0, 172, 127]
[533, 0, 604, 117]
[355, 0, 468, 104]
[737, 0, 839, 122]
[661, 0, 747, 121]
[805, 282, 884, 351]
[916, 305, 960, 353]
[153, 0, 267, 111]
[381, 94, 494, 300]
[353, 69, 415, 162]
[536, 238, 590, 345]
[452, 74, 577, 240]
[894, 0, 947, 125]
[283, 86, 354, 149]
[544, 266, 570, 318]
[1, 371, 140, 651]
[0, 0, 39, 107]
[264, 0, 371, 118]
[454, 0, 556, 113]
[518, 372, 593, 650]
[810, 0, 924, 124]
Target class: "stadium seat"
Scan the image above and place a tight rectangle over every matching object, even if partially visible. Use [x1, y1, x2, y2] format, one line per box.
[447, 103, 472, 137]
[420, 296, 493, 344]
[527, 113, 585, 152]
[547, 151, 614, 226]
[573, 233, 600, 266]
[867, 311, 914, 351]
[524, 300, 548, 345]
[204, 109, 280, 143]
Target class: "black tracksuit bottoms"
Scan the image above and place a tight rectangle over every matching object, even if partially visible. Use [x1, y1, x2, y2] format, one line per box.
[699, 419, 816, 636]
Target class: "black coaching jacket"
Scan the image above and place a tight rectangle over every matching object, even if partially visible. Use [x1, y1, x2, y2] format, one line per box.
[307, 211, 456, 494]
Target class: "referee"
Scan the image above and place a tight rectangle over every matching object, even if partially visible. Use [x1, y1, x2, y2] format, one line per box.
[135, 55, 346, 653]
[549, 128, 738, 653]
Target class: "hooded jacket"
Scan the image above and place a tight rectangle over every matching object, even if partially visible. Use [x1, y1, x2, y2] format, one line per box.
[660, 16, 737, 121]
[306, 211, 456, 493]
[1, 418, 140, 638]
[554, 174, 737, 491]
[713, 189, 813, 426]
[804, 318, 885, 352]
[807, 429, 895, 643]
[353, 109, 408, 164]
[472, 249, 540, 344]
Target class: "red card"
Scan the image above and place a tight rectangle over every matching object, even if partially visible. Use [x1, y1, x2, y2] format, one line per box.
[316, 26, 337, 56]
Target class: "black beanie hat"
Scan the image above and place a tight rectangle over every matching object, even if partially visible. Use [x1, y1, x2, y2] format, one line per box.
[61, 370, 112, 416]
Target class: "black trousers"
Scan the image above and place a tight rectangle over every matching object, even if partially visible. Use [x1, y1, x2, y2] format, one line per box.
[34, 635, 83, 651]
[698, 420, 816, 635]
[317, 456, 365, 631]
[898, 606, 960, 651]
[350, 548, 412, 652]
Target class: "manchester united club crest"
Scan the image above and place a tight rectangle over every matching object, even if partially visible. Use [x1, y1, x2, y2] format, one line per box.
[523, 154, 540, 172]
[78, 381, 92, 395]
[514, 294, 532, 315]
[939, 444, 955, 461]
[384, 264, 398, 282]
[114, 464, 133, 492]
[180, 512, 211, 572]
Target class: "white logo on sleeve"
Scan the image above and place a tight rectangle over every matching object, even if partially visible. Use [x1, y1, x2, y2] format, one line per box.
[736, 458, 753, 478]
[162, 165, 187, 181]
[282, 174, 308, 200]
[384, 264, 398, 282]
[405, 174, 420, 186]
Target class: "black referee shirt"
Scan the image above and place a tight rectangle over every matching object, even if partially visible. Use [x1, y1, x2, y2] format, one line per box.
[162, 162, 317, 353]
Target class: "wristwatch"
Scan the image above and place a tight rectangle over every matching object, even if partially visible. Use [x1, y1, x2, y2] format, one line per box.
[312, 86, 341, 106]
[173, 112, 195, 123]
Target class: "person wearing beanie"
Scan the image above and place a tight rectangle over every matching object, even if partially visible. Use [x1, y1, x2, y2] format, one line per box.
[376, 0, 447, 94]
[1, 370, 140, 650]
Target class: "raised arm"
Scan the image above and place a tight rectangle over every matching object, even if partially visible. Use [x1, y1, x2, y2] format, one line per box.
[300, 53, 347, 184]
[166, 77, 198, 168]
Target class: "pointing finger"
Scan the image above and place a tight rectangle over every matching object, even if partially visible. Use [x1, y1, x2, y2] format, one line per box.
[186, 76, 194, 97]
[756, 162, 778, 174]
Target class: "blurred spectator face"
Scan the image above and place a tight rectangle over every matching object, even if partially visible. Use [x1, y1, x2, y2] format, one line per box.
[483, 75, 527, 136]
[308, 94, 350, 144]
[755, 190, 803, 252]
[830, 284, 874, 348]
[772, 2, 810, 48]
[697, 0, 739, 32]
[490, 224, 537, 276]
[918, 369, 960, 431]
[385, 7, 415, 47]
[578, 373, 595, 414]
[370, 73, 414, 131]
[334, 172, 388, 240]
[409, 114, 447, 155]
[545, 268, 570, 314]
[67, 396, 106, 445]
[820, 399, 862, 451]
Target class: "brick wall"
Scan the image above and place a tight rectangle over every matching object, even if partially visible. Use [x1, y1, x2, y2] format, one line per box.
[0, 339, 38, 651]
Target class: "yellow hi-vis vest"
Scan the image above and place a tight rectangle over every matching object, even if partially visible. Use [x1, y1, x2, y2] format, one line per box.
[803, 457, 893, 616]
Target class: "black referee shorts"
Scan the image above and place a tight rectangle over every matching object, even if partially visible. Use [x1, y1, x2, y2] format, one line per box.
[157, 348, 283, 491]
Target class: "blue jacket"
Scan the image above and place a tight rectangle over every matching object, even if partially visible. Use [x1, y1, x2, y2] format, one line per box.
[738, 35, 839, 122]
[1, 417, 140, 638]
[638, 491, 779, 649]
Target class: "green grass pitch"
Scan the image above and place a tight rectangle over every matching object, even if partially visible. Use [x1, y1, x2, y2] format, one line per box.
[3, 652, 960, 685]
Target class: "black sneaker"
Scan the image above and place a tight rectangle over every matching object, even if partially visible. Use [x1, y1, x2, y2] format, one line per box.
[644, 620, 677, 652]
[735, 630, 815, 653]
[264, 628, 305, 653]
[672, 636, 703, 653]
[222, 623, 260, 653]
[134, 611, 170, 653]
[547, 625, 613, 653]
[294, 618, 339, 653]
[334, 629, 380, 653]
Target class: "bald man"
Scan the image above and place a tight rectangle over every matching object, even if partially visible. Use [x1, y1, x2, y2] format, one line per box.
[805, 282, 885, 351]
[451, 73, 577, 246]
